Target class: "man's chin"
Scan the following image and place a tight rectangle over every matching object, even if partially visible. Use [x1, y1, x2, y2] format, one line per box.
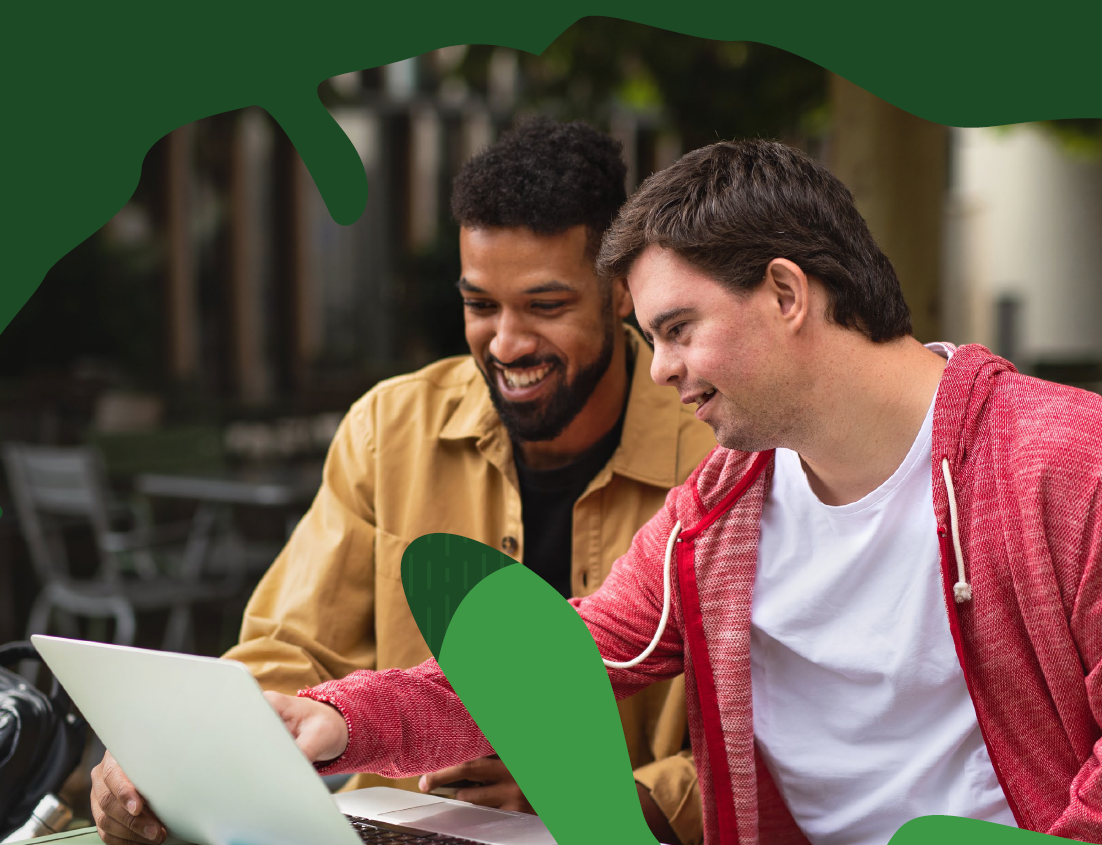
[491, 397, 563, 443]
[712, 421, 764, 453]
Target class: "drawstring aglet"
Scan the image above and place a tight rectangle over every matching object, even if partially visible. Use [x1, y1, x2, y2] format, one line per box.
[941, 458, 973, 604]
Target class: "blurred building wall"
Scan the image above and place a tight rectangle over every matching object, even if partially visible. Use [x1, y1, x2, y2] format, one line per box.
[828, 74, 948, 344]
[945, 125, 1102, 373]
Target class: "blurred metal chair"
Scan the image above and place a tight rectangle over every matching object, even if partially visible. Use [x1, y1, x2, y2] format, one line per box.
[1, 442, 237, 651]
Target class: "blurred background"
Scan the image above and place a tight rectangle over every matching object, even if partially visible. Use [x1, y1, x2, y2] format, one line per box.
[2, 13, 1101, 754]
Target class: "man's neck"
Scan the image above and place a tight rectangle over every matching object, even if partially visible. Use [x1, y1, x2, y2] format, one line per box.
[516, 338, 631, 471]
[793, 336, 947, 506]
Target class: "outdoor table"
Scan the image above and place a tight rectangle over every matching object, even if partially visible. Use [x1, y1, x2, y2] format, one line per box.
[133, 462, 323, 580]
[135, 462, 323, 508]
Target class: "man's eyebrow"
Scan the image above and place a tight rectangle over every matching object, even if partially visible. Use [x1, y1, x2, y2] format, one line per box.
[647, 307, 694, 336]
[522, 281, 575, 295]
[455, 279, 577, 295]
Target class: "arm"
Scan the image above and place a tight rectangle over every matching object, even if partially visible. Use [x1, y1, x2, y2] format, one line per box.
[635, 750, 699, 845]
[1047, 479, 1102, 840]
[222, 395, 380, 692]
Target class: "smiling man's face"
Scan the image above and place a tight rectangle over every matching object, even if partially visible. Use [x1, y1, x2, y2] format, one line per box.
[459, 224, 628, 444]
[630, 244, 800, 453]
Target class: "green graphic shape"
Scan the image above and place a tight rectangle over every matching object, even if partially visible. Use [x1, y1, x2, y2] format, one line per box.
[441, 562, 656, 845]
[889, 816, 1078, 845]
[403, 534, 1081, 845]
[403, 534, 653, 843]
[5, 4, 1102, 342]
[401, 534, 517, 659]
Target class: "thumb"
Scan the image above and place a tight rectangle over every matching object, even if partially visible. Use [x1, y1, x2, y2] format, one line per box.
[262, 690, 347, 763]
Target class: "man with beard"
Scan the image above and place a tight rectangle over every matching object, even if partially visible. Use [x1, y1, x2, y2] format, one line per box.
[89, 117, 715, 845]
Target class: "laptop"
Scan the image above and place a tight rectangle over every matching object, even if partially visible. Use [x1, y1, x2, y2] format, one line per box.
[31, 635, 556, 845]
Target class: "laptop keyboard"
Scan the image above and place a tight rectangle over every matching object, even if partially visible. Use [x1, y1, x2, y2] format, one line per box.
[345, 814, 483, 845]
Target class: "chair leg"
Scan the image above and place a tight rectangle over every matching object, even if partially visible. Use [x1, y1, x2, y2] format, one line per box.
[163, 603, 193, 653]
[110, 600, 138, 647]
[21, 591, 56, 679]
[25, 590, 54, 638]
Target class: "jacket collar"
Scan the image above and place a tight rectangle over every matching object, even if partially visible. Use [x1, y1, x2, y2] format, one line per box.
[438, 326, 683, 489]
[932, 343, 1016, 474]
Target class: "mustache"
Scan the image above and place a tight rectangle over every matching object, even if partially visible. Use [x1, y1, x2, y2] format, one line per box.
[485, 353, 561, 371]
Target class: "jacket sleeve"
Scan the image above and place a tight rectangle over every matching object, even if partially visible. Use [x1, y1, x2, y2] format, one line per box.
[298, 484, 689, 778]
[1047, 478, 1102, 840]
[634, 750, 702, 845]
[221, 395, 379, 694]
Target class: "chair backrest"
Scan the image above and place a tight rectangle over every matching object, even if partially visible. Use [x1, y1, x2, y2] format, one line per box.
[1, 443, 115, 585]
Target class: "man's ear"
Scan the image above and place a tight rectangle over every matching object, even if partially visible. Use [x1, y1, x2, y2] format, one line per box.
[613, 276, 634, 320]
[763, 259, 810, 331]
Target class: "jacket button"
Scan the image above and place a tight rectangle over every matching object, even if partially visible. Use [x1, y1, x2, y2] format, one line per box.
[501, 536, 518, 555]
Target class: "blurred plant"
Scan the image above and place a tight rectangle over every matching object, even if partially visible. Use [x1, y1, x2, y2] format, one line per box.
[454, 19, 829, 152]
[1038, 119, 1102, 158]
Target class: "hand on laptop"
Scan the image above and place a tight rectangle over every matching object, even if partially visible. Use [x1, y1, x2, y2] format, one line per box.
[90, 751, 165, 845]
[262, 690, 349, 763]
[90, 691, 350, 845]
[418, 756, 535, 814]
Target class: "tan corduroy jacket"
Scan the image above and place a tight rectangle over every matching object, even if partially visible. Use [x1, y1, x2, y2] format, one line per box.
[224, 327, 716, 844]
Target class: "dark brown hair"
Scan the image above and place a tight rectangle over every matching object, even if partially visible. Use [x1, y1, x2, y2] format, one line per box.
[597, 139, 912, 341]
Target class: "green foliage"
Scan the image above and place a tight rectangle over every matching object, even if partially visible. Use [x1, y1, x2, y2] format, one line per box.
[1038, 118, 1102, 158]
[454, 19, 829, 152]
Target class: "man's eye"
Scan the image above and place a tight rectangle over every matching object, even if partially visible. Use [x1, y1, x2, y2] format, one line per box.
[463, 300, 494, 311]
[531, 301, 566, 312]
[668, 323, 685, 339]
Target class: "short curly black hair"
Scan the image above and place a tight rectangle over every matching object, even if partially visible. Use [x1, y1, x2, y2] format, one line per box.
[450, 116, 627, 260]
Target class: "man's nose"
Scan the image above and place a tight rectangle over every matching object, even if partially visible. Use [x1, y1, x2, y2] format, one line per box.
[650, 342, 682, 387]
[488, 310, 539, 365]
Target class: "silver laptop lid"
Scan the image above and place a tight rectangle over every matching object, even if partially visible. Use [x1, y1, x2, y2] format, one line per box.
[31, 635, 362, 845]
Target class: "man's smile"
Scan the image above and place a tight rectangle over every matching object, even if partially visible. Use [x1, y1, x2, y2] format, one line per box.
[495, 362, 557, 400]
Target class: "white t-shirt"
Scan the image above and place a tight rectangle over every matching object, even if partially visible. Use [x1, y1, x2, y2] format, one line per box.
[752, 380, 1016, 844]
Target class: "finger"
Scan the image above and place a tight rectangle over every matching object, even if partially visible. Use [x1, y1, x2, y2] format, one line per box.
[94, 823, 164, 845]
[455, 780, 533, 814]
[92, 803, 163, 845]
[100, 753, 145, 817]
[262, 689, 292, 716]
[293, 720, 329, 762]
[92, 772, 164, 843]
[458, 756, 513, 784]
[421, 762, 477, 791]
[453, 784, 507, 809]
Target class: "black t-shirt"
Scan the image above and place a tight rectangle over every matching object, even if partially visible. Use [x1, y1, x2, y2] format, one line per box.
[513, 359, 633, 599]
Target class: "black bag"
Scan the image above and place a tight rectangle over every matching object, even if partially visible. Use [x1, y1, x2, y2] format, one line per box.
[0, 641, 87, 840]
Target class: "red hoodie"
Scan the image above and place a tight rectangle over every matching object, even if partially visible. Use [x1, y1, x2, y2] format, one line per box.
[305, 345, 1102, 844]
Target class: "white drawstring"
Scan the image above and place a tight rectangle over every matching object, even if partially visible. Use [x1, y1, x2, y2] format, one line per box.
[603, 520, 681, 669]
[940, 458, 972, 603]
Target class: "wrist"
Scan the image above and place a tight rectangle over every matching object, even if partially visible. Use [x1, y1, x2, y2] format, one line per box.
[636, 781, 681, 845]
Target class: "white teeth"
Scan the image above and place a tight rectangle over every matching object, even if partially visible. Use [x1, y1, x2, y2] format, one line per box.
[502, 364, 552, 389]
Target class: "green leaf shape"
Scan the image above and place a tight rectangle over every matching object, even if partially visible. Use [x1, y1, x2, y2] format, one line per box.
[889, 816, 1079, 844]
[401, 533, 517, 659]
[438, 563, 656, 845]
[5, 4, 1102, 342]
